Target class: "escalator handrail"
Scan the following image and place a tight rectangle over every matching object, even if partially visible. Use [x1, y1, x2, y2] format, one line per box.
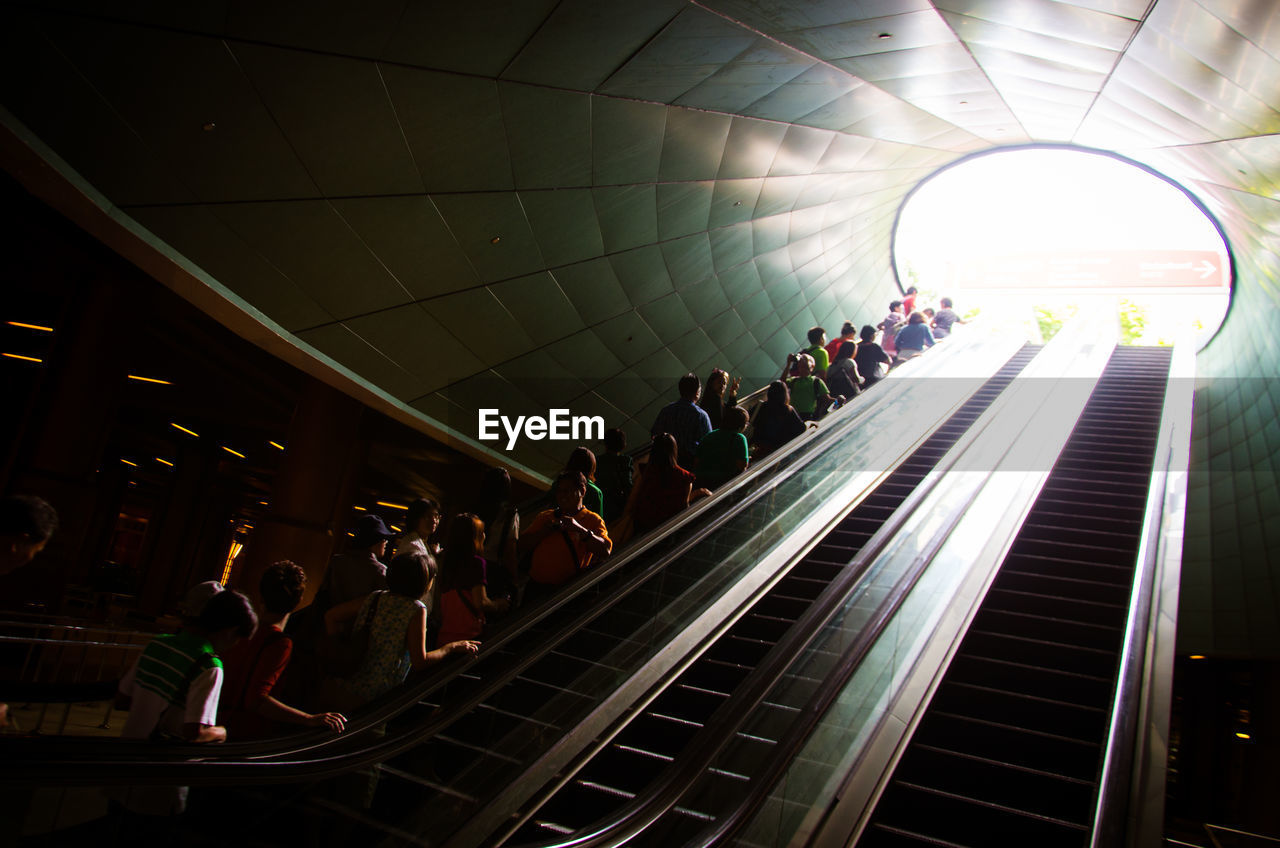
[1090, 345, 1193, 848]
[499, 346, 1043, 848]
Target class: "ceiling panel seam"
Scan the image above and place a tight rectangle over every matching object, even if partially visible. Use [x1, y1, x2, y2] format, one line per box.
[931, 8, 1035, 142]
[1065, 0, 1159, 143]
[274, 205, 885, 337]
[403, 217, 878, 408]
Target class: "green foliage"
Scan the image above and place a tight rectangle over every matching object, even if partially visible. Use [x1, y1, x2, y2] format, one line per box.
[1034, 303, 1077, 343]
[1119, 298, 1146, 345]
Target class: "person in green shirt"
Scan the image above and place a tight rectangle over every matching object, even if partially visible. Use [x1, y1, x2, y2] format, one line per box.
[801, 326, 830, 380]
[783, 353, 832, 420]
[695, 406, 750, 491]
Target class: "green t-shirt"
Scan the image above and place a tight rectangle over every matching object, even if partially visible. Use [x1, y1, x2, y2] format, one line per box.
[787, 375, 828, 416]
[803, 344, 830, 374]
[696, 428, 749, 487]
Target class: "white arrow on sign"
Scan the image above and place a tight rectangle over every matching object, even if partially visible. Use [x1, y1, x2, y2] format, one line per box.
[1198, 260, 1217, 279]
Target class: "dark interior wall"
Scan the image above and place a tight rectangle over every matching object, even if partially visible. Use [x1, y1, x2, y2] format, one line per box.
[0, 175, 537, 618]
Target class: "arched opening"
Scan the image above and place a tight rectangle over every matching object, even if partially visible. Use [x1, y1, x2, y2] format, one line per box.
[893, 146, 1232, 348]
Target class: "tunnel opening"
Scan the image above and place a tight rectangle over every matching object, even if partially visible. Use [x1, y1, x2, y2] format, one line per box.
[892, 146, 1232, 349]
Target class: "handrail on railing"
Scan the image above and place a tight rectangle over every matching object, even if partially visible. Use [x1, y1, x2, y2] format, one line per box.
[1090, 343, 1194, 848]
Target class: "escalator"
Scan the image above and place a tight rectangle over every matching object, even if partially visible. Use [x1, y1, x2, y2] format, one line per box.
[856, 346, 1174, 848]
[4, 336, 1044, 848]
[496, 345, 1042, 845]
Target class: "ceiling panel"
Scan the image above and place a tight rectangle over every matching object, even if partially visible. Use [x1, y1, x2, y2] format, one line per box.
[382, 67, 513, 193]
[211, 200, 415, 318]
[329, 196, 481, 301]
[47, 17, 319, 202]
[381, 0, 558, 76]
[430, 193, 546, 284]
[519, 189, 606, 267]
[501, 0, 685, 90]
[500, 83, 593, 189]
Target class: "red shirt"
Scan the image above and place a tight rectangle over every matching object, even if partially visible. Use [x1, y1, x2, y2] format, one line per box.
[825, 336, 854, 364]
[221, 624, 291, 740]
[633, 465, 696, 533]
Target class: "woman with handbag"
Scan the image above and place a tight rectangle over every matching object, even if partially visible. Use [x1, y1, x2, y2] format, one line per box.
[437, 514, 510, 646]
[326, 552, 478, 709]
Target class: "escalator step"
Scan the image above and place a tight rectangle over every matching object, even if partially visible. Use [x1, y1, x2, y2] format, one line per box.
[895, 744, 1095, 825]
[912, 712, 1100, 780]
[930, 680, 1108, 741]
[869, 781, 1088, 848]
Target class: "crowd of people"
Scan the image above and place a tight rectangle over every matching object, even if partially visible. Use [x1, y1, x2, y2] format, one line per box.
[0, 290, 968, 830]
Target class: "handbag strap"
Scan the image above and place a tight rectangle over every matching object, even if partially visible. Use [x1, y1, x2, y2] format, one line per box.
[358, 592, 381, 634]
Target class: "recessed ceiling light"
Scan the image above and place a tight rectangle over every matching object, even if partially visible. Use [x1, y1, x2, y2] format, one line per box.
[878, 32, 892, 39]
[202, 122, 217, 132]
[959, 100, 968, 105]
[490, 236, 501, 245]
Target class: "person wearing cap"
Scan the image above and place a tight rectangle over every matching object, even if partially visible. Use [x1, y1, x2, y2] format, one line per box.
[323, 514, 396, 616]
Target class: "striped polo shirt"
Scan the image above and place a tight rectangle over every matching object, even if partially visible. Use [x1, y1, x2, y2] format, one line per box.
[134, 631, 222, 708]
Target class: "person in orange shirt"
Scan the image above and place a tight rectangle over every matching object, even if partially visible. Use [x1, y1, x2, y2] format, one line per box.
[520, 471, 611, 603]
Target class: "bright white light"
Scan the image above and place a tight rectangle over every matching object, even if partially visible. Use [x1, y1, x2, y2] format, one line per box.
[895, 148, 1231, 348]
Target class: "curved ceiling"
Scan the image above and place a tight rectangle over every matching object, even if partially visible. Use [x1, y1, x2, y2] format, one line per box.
[1, 0, 1277, 655]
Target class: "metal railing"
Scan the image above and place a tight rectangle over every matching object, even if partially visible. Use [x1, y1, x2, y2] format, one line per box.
[0, 617, 151, 736]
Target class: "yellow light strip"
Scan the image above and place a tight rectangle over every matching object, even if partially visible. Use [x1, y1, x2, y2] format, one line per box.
[155, 458, 174, 467]
[3, 353, 43, 363]
[1236, 732, 1251, 740]
[7, 321, 54, 332]
[220, 540, 243, 585]
[1188, 655, 1206, 660]
[258, 501, 269, 506]
[170, 422, 200, 438]
[269, 441, 285, 450]
[127, 375, 173, 385]
[376, 501, 408, 510]
[390, 525, 402, 533]
[221, 446, 246, 458]
[352, 505, 367, 512]
[120, 458, 138, 467]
